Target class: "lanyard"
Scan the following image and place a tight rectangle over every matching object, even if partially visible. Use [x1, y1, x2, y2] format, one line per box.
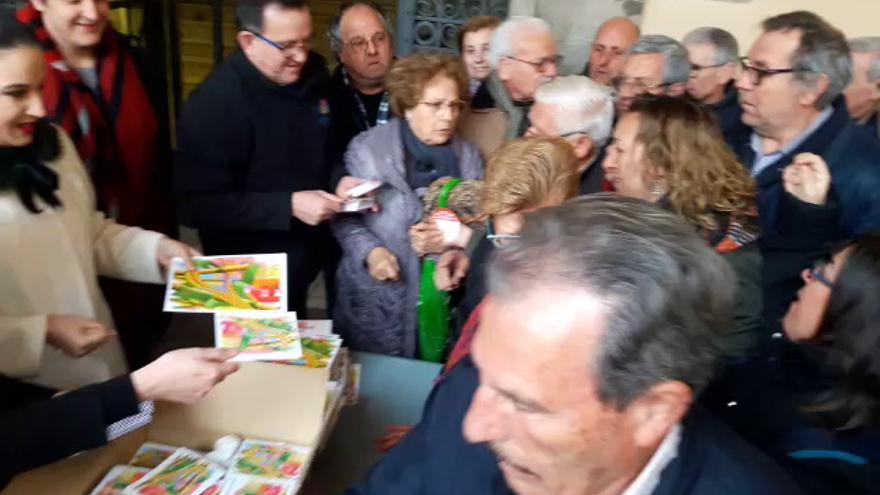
[341, 67, 390, 130]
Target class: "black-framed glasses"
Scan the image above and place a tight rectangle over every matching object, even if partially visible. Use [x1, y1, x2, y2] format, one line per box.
[739, 57, 807, 86]
[248, 29, 310, 54]
[504, 54, 563, 73]
[807, 258, 835, 289]
[485, 219, 520, 248]
[346, 31, 389, 53]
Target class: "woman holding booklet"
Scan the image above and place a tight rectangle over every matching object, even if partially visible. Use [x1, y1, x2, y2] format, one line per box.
[0, 15, 198, 395]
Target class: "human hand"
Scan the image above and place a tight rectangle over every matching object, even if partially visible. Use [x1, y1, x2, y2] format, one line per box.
[46, 315, 116, 358]
[336, 176, 382, 213]
[409, 220, 446, 256]
[130, 348, 240, 404]
[434, 249, 470, 291]
[292, 190, 344, 225]
[375, 424, 414, 453]
[783, 153, 832, 205]
[157, 237, 201, 274]
[366, 247, 400, 281]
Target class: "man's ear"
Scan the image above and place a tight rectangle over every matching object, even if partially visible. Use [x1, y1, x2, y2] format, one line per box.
[573, 136, 596, 172]
[237, 31, 256, 53]
[497, 57, 512, 81]
[718, 62, 738, 87]
[624, 381, 692, 448]
[798, 73, 830, 108]
[30, 0, 48, 13]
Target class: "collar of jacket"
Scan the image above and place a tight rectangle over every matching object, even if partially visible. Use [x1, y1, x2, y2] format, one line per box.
[713, 81, 739, 111]
[233, 50, 328, 96]
[743, 97, 851, 188]
[485, 71, 529, 140]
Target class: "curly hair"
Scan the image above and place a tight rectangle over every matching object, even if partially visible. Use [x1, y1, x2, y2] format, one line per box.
[386, 53, 469, 117]
[628, 95, 758, 235]
[479, 137, 580, 220]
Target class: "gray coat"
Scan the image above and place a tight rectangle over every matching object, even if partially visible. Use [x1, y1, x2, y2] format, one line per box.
[332, 119, 483, 357]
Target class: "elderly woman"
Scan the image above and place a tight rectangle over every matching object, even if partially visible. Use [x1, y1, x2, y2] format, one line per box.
[457, 16, 500, 106]
[602, 95, 762, 361]
[333, 53, 483, 358]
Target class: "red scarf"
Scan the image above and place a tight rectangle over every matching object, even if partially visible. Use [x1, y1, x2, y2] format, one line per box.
[17, 5, 160, 227]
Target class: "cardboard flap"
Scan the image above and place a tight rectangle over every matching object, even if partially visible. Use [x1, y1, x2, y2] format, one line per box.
[149, 362, 327, 449]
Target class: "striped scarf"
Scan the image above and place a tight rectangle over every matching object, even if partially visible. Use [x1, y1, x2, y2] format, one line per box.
[17, 4, 159, 226]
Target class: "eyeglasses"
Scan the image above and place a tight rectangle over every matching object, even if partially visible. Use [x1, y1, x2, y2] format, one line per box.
[418, 100, 466, 114]
[739, 57, 809, 86]
[345, 31, 389, 53]
[691, 62, 728, 72]
[486, 220, 520, 248]
[614, 77, 674, 93]
[504, 55, 563, 73]
[248, 30, 310, 54]
[807, 258, 835, 289]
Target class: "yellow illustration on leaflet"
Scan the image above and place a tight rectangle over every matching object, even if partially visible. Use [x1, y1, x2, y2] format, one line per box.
[164, 254, 288, 313]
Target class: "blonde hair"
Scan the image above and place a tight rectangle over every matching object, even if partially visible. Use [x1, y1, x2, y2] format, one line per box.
[480, 137, 580, 219]
[629, 95, 758, 234]
[386, 53, 469, 117]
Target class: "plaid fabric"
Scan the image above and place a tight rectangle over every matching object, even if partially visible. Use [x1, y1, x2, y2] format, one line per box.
[106, 401, 154, 441]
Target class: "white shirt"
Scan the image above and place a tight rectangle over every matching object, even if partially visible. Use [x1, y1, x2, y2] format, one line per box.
[620, 425, 683, 495]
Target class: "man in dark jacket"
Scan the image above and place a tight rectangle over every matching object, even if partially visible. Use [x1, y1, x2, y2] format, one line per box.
[326, 0, 393, 149]
[350, 196, 802, 495]
[734, 11, 880, 343]
[683, 27, 751, 150]
[175, 0, 360, 316]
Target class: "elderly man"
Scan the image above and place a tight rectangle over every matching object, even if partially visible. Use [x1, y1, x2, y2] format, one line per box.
[525, 76, 614, 193]
[327, 0, 394, 148]
[348, 196, 802, 495]
[616, 34, 690, 113]
[734, 11, 880, 342]
[175, 0, 361, 317]
[459, 16, 559, 161]
[684, 26, 750, 148]
[583, 17, 641, 86]
[844, 36, 880, 135]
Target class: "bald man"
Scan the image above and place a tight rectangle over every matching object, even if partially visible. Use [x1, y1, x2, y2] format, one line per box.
[583, 17, 640, 86]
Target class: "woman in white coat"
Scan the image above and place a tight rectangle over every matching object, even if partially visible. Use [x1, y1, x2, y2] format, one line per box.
[0, 17, 197, 393]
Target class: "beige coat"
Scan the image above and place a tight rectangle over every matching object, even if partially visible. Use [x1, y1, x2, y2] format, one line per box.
[0, 128, 164, 391]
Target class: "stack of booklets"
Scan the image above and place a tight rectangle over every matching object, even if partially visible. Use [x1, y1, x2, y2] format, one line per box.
[91, 439, 311, 494]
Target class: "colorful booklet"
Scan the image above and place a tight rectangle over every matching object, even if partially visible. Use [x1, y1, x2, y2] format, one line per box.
[129, 442, 179, 469]
[289, 335, 342, 369]
[90, 465, 149, 495]
[220, 475, 297, 495]
[214, 312, 303, 362]
[164, 254, 287, 313]
[229, 440, 311, 481]
[123, 448, 226, 495]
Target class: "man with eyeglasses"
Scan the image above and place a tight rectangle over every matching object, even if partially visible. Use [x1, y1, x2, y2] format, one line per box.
[732, 11, 880, 363]
[175, 0, 363, 317]
[327, 1, 394, 149]
[615, 34, 690, 113]
[525, 76, 615, 194]
[683, 27, 751, 149]
[459, 16, 559, 162]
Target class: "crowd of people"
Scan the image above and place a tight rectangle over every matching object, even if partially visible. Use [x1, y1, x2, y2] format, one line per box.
[0, 0, 879, 493]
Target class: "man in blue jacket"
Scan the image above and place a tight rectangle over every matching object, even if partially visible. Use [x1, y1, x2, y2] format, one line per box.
[349, 196, 802, 495]
[734, 11, 880, 343]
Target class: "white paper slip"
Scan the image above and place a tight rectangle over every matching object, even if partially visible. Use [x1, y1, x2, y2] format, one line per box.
[342, 197, 376, 212]
[345, 179, 383, 198]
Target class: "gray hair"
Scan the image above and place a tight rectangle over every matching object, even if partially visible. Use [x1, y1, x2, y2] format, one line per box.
[762, 11, 852, 109]
[628, 34, 691, 85]
[682, 27, 739, 65]
[534, 76, 614, 146]
[327, 1, 394, 56]
[850, 37, 880, 83]
[488, 16, 553, 68]
[488, 194, 734, 408]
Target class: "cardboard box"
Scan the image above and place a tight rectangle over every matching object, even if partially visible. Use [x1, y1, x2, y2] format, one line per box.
[2, 361, 339, 495]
